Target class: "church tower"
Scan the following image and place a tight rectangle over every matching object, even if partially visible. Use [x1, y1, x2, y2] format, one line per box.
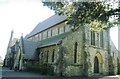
[4, 30, 14, 67]
[7, 30, 14, 49]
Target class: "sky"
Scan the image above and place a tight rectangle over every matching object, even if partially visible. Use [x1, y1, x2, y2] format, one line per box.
[0, 0, 55, 60]
[0, 0, 118, 60]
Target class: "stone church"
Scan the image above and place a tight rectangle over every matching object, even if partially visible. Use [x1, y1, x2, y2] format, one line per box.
[4, 14, 120, 77]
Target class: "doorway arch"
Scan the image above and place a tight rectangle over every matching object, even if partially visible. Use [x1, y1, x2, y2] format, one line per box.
[94, 56, 99, 73]
[94, 52, 103, 74]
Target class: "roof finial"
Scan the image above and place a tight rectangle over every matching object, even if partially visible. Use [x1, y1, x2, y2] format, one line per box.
[10, 29, 14, 40]
[21, 33, 23, 36]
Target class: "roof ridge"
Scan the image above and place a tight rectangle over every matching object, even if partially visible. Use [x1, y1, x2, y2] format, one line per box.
[27, 14, 67, 38]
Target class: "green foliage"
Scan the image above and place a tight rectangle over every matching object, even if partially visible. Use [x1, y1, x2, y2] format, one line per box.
[55, 46, 67, 76]
[25, 63, 54, 75]
[40, 63, 54, 75]
[43, 2, 120, 31]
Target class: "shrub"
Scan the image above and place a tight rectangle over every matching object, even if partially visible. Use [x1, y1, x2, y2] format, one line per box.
[25, 63, 54, 75]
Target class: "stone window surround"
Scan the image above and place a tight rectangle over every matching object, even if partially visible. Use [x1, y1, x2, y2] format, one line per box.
[74, 42, 78, 63]
[28, 24, 70, 42]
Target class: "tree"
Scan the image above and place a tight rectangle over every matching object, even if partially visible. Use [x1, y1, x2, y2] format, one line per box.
[43, 1, 120, 31]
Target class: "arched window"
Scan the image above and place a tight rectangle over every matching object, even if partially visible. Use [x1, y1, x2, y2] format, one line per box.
[74, 42, 78, 63]
[46, 51, 49, 62]
[91, 31, 95, 45]
[39, 52, 43, 60]
[52, 49, 55, 62]
[100, 31, 104, 48]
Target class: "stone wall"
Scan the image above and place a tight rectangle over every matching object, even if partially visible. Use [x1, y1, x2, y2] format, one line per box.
[36, 24, 118, 77]
[110, 40, 119, 75]
[61, 26, 84, 76]
[58, 25, 118, 76]
[85, 46, 109, 75]
[38, 45, 58, 64]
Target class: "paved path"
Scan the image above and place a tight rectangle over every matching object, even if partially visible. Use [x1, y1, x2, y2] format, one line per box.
[1, 67, 119, 79]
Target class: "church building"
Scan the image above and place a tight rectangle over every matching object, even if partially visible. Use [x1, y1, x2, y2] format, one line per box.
[5, 14, 120, 77]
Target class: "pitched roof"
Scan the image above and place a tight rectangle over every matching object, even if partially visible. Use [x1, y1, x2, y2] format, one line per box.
[10, 38, 18, 47]
[23, 39, 38, 60]
[110, 39, 118, 53]
[22, 14, 69, 60]
[38, 31, 71, 48]
[27, 14, 67, 38]
[22, 31, 71, 60]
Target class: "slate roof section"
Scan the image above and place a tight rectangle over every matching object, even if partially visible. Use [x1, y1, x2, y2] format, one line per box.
[28, 14, 67, 38]
[38, 31, 71, 48]
[22, 31, 71, 60]
[10, 38, 18, 47]
[23, 39, 38, 60]
[22, 14, 69, 60]
[110, 39, 118, 53]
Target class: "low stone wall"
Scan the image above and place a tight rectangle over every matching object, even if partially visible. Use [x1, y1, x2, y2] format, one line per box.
[64, 65, 82, 77]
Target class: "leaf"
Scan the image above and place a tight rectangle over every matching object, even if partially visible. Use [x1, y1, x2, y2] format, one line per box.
[43, 2, 120, 31]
